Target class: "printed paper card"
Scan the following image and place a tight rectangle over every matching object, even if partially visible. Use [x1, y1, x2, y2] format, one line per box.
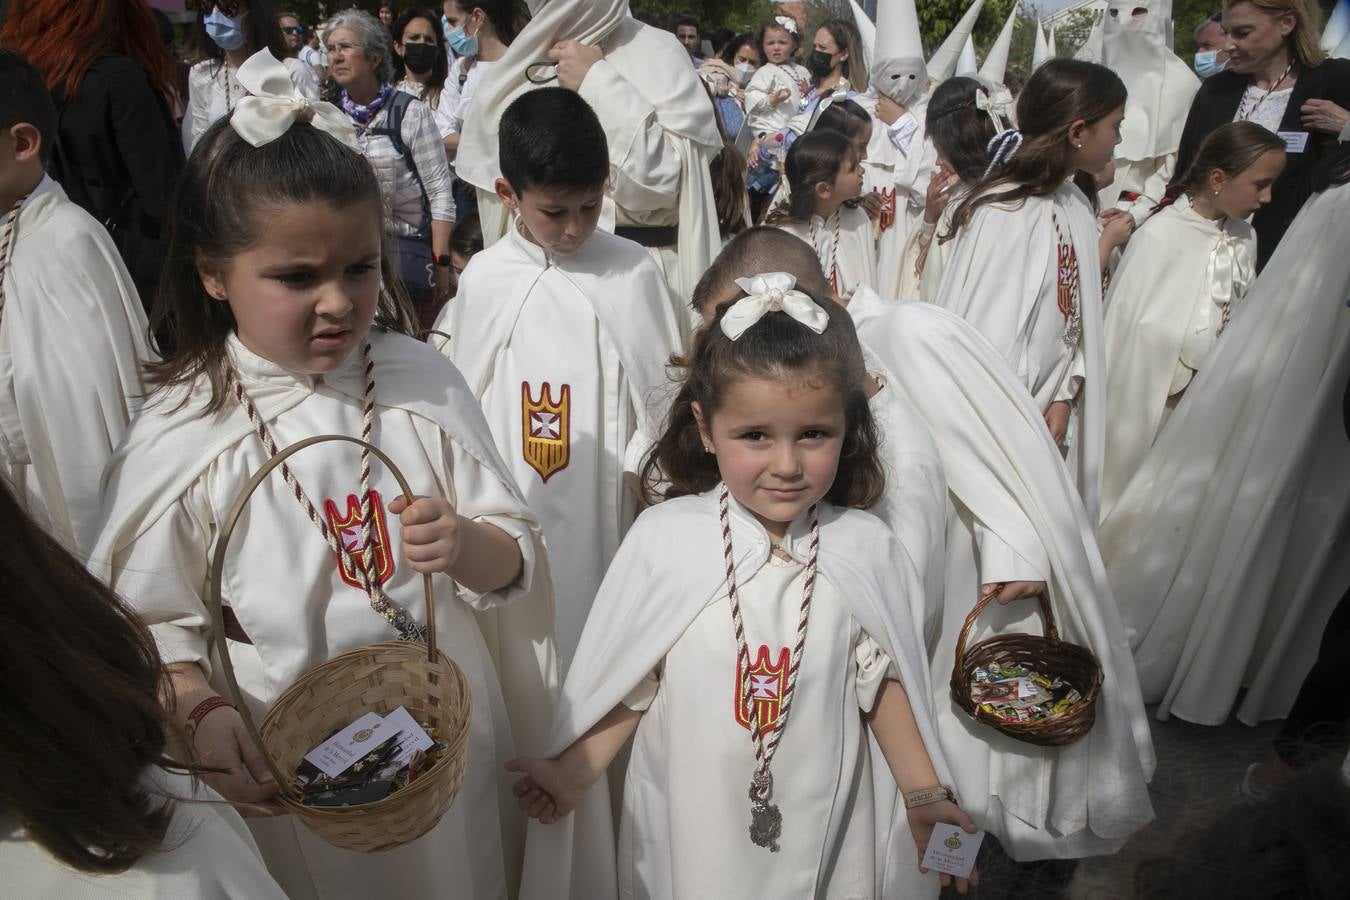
[921, 823, 985, 879]
[303, 711, 390, 778]
[383, 705, 435, 766]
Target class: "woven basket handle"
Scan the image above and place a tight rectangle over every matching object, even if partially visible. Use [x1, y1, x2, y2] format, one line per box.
[952, 588, 1058, 675]
[207, 434, 437, 794]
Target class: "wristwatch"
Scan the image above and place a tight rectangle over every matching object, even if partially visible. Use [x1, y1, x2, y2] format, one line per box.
[435, 254, 452, 268]
[903, 786, 956, 809]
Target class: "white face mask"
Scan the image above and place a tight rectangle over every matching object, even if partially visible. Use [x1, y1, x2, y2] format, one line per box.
[735, 62, 756, 85]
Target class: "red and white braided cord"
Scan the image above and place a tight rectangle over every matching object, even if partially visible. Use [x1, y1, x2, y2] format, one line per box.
[811, 210, 841, 294]
[719, 483, 818, 797]
[229, 341, 422, 639]
[0, 196, 27, 316]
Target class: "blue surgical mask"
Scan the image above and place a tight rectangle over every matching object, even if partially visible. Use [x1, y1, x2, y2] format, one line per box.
[1194, 50, 1226, 78]
[203, 8, 246, 51]
[446, 23, 478, 57]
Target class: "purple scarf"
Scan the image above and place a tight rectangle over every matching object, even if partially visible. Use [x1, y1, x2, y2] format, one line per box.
[340, 82, 393, 127]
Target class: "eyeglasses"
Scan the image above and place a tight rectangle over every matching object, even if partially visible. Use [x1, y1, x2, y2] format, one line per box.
[325, 41, 365, 55]
[204, 0, 241, 16]
[281, 25, 304, 35]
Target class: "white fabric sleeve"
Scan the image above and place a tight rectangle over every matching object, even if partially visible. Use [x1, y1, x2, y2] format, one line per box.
[185, 66, 212, 152]
[283, 58, 319, 101]
[622, 663, 662, 711]
[111, 477, 215, 674]
[855, 628, 899, 713]
[888, 112, 920, 154]
[974, 520, 1050, 584]
[442, 60, 468, 133]
[1119, 154, 1175, 227]
[577, 59, 683, 216]
[1052, 355, 1086, 403]
[442, 431, 538, 611]
[402, 101, 456, 223]
[743, 66, 783, 119]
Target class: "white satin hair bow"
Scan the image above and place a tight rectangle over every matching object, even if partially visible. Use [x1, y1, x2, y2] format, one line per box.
[230, 50, 360, 151]
[721, 273, 830, 340]
[774, 15, 799, 35]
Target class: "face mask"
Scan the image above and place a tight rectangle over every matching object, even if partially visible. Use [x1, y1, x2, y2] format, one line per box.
[402, 42, 438, 75]
[1194, 50, 1226, 78]
[446, 24, 478, 57]
[203, 8, 246, 51]
[806, 49, 835, 78]
[735, 62, 756, 85]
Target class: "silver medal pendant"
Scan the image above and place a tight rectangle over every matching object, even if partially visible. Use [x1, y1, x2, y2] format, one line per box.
[748, 772, 782, 851]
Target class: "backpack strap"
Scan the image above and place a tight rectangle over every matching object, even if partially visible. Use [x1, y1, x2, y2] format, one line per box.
[369, 90, 432, 239]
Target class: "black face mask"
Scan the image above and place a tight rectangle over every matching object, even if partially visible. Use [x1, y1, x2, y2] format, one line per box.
[402, 42, 438, 75]
[806, 49, 836, 78]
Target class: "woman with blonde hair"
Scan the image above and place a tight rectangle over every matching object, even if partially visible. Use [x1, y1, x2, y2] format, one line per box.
[1172, 0, 1350, 269]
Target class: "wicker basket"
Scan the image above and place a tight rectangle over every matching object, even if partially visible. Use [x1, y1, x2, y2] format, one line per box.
[950, 590, 1102, 747]
[207, 435, 472, 852]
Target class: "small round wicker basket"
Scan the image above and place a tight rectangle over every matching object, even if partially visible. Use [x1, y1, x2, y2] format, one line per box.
[950, 591, 1102, 747]
[207, 435, 471, 852]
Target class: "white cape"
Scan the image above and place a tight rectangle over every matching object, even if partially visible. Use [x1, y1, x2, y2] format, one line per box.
[1100, 181, 1350, 726]
[518, 491, 952, 899]
[0, 176, 152, 553]
[852, 294, 1155, 858]
[1100, 196, 1256, 518]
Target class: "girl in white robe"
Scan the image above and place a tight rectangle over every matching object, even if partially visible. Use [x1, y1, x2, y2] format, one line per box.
[743, 18, 812, 136]
[1099, 152, 1350, 727]
[1100, 122, 1286, 517]
[896, 76, 1000, 301]
[934, 59, 1128, 522]
[507, 284, 977, 900]
[90, 85, 557, 900]
[768, 128, 878, 300]
[435, 87, 682, 665]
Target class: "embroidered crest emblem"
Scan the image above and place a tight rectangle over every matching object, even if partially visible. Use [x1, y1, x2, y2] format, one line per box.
[521, 381, 571, 483]
[878, 187, 897, 234]
[945, 833, 963, 850]
[323, 490, 395, 590]
[736, 645, 790, 733]
[1056, 240, 1079, 322]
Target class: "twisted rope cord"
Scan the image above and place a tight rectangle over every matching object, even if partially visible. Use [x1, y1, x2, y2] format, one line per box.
[719, 483, 818, 798]
[810, 209, 842, 295]
[0, 196, 28, 316]
[980, 128, 1023, 181]
[230, 341, 424, 641]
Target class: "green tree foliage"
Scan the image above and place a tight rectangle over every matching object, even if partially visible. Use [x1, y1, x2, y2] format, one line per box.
[632, 0, 777, 33]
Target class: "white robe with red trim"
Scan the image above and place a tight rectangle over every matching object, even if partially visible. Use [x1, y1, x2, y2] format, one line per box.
[436, 225, 682, 666]
[89, 331, 558, 900]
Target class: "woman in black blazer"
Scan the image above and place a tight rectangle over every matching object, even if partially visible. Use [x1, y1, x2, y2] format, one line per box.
[1173, 0, 1350, 270]
[0, 0, 184, 315]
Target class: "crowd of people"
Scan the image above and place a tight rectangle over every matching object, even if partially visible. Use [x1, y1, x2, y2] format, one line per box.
[0, 0, 1348, 897]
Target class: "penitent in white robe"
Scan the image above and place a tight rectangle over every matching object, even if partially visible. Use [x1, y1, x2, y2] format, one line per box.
[933, 181, 1107, 521]
[90, 332, 558, 900]
[2, 769, 286, 898]
[851, 292, 1155, 860]
[776, 205, 879, 300]
[517, 491, 954, 900]
[0, 175, 152, 553]
[859, 97, 938, 300]
[896, 183, 971, 301]
[1100, 195, 1257, 518]
[1099, 180, 1350, 726]
[458, 4, 722, 325]
[437, 225, 682, 665]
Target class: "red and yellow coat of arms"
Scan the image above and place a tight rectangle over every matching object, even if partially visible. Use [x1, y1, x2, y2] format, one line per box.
[877, 187, 897, 234]
[323, 490, 395, 590]
[735, 644, 790, 733]
[521, 381, 571, 483]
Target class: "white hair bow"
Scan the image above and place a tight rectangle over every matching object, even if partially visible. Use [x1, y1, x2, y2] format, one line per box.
[721, 273, 829, 340]
[230, 49, 360, 152]
[774, 15, 799, 35]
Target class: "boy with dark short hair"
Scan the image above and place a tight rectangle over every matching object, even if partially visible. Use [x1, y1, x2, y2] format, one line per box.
[0, 49, 153, 552]
[434, 87, 681, 665]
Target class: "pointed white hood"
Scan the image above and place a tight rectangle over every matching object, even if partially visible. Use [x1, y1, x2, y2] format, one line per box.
[1101, 0, 1200, 161]
[929, 0, 986, 82]
[1033, 20, 1050, 68]
[979, 1, 1019, 86]
[956, 34, 979, 75]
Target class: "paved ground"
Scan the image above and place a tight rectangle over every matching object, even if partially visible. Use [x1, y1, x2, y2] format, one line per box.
[939, 711, 1283, 899]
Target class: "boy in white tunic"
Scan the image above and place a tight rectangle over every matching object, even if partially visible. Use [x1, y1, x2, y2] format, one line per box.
[506, 286, 977, 900]
[90, 60, 557, 900]
[437, 87, 681, 665]
[0, 50, 153, 552]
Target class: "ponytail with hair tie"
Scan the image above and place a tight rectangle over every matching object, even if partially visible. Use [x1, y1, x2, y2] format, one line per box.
[982, 129, 1023, 180]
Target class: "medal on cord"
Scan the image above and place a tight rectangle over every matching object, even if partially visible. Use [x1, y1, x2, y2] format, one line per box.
[719, 483, 820, 851]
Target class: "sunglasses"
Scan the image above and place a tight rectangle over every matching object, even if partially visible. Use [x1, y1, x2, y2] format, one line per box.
[281, 25, 304, 34]
[204, 0, 242, 17]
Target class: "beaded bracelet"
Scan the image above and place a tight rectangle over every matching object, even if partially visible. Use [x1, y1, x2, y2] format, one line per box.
[184, 695, 235, 739]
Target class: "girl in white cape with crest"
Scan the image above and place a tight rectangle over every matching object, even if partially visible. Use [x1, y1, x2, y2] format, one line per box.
[89, 52, 557, 900]
[934, 59, 1127, 522]
[1100, 121, 1285, 517]
[505, 280, 976, 898]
